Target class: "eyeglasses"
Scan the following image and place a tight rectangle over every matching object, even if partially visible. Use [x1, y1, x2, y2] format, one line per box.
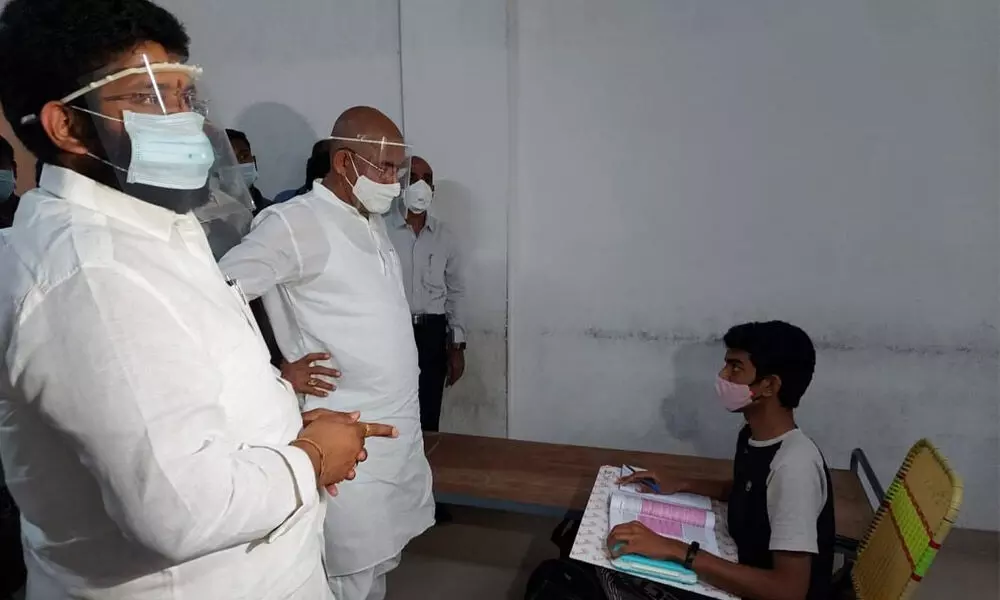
[101, 86, 204, 114]
[350, 151, 408, 183]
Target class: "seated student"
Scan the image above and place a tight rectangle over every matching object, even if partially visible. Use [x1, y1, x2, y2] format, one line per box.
[273, 141, 330, 203]
[0, 136, 19, 228]
[225, 128, 272, 214]
[607, 321, 835, 600]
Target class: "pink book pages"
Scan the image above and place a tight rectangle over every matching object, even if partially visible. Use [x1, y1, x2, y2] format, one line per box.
[638, 514, 685, 538]
[639, 498, 710, 528]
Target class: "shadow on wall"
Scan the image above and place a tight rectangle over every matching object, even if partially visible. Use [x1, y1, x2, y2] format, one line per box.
[234, 102, 318, 199]
[431, 179, 473, 240]
[659, 341, 739, 459]
[433, 179, 510, 437]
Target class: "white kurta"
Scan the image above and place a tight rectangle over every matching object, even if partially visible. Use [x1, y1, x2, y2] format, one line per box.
[0, 167, 330, 599]
[220, 182, 434, 576]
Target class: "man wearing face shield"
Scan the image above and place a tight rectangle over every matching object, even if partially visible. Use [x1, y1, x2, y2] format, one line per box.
[220, 106, 435, 600]
[0, 1, 398, 598]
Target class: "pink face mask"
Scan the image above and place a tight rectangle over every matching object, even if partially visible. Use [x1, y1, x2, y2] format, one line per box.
[715, 376, 755, 412]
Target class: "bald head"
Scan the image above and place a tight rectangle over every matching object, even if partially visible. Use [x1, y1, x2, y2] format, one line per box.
[324, 106, 406, 215]
[329, 106, 402, 151]
[327, 106, 405, 182]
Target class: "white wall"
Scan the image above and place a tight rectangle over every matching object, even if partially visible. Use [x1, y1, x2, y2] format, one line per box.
[163, 0, 404, 198]
[507, 0, 999, 530]
[169, 0, 998, 529]
[163, 0, 511, 436]
[399, 1, 510, 436]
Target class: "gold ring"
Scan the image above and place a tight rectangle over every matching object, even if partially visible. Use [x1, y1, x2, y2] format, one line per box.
[362, 423, 370, 437]
[308, 378, 317, 387]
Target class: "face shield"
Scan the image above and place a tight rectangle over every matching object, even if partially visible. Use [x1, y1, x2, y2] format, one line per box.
[24, 53, 255, 259]
[328, 135, 411, 216]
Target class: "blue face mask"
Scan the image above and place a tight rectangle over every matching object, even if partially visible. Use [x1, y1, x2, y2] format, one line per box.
[0, 170, 15, 200]
[122, 111, 215, 190]
[239, 162, 258, 188]
[76, 107, 216, 190]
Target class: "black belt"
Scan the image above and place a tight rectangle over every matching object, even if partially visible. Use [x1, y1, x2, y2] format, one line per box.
[412, 313, 447, 326]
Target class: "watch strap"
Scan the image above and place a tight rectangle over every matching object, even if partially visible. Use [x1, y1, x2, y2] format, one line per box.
[683, 541, 700, 569]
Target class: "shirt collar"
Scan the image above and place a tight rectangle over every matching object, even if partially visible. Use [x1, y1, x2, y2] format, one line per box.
[389, 201, 436, 233]
[388, 201, 407, 229]
[312, 180, 369, 222]
[39, 165, 184, 241]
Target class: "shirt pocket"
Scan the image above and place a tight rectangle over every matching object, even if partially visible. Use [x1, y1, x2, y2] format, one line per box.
[422, 251, 447, 292]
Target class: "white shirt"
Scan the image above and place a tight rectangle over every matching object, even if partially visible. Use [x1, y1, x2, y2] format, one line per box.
[385, 204, 467, 343]
[219, 182, 434, 576]
[0, 167, 331, 600]
[751, 429, 829, 554]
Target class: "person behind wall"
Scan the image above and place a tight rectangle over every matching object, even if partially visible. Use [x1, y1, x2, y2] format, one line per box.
[226, 128, 272, 215]
[0, 136, 20, 228]
[0, 1, 398, 598]
[385, 156, 467, 432]
[605, 321, 835, 600]
[219, 106, 435, 600]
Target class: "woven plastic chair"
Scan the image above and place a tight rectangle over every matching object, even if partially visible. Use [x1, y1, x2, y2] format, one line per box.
[849, 439, 963, 600]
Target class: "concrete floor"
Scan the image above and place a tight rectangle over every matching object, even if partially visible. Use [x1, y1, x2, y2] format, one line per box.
[388, 506, 999, 600]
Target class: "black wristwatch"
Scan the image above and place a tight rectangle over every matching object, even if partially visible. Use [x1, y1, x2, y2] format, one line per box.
[683, 541, 700, 569]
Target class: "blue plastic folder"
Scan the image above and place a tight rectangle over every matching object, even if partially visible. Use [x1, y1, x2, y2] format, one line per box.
[612, 553, 698, 586]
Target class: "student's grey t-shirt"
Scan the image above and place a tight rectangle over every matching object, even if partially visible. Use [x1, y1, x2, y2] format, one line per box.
[749, 428, 829, 553]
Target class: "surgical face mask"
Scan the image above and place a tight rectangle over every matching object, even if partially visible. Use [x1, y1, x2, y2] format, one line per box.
[78, 108, 215, 190]
[404, 180, 434, 214]
[715, 376, 755, 412]
[0, 170, 15, 200]
[123, 111, 215, 189]
[239, 162, 259, 188]
[349, 156, 399, 214]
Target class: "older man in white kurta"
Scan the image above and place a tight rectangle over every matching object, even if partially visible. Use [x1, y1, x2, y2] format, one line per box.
[219, 107, 434, 600]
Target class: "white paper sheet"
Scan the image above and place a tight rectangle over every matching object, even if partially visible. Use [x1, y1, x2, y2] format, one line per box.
[569, 465, 740, 600]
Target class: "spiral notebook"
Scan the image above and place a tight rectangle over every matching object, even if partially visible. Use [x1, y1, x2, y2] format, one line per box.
[569, 465, 740, 600]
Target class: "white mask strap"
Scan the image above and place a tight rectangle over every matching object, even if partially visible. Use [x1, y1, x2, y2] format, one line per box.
[349, 154, 364, 183]
[86, 152, 127, 175]
[72, 106, 124, 124]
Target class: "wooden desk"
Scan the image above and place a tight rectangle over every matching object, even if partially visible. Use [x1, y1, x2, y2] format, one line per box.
[424, 433, 874, 543]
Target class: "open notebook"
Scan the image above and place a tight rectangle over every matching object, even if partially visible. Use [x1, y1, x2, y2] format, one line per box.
[611, 466, 721, 557]
[570, 465, 739, 600]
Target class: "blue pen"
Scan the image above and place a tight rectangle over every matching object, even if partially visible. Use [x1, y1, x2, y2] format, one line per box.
[623, 465, 661, 494]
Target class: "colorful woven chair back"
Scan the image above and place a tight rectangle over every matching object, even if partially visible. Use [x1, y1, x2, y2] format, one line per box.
[852, 439, 962, 600]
